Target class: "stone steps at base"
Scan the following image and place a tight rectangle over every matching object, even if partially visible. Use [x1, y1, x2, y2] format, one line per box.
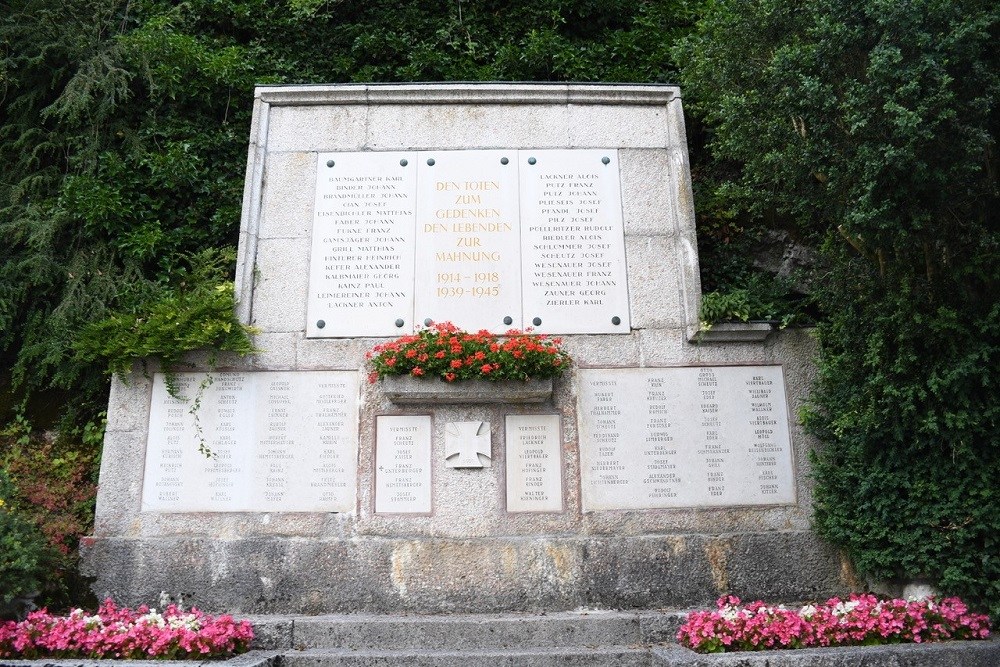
[280, 647, 650, 667]
[250, 610, 686, 652]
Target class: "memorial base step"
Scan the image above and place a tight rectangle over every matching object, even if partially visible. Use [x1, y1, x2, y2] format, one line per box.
[281, 646, 650, 666]
[250, 611, 684, 655]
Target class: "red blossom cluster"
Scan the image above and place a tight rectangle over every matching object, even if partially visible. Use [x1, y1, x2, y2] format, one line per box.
[677, 594, 991, 654]
[0, 600, 253, 660]
[366, 321, 571, 383]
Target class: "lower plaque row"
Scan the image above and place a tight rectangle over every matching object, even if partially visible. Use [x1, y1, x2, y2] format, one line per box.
[141, 367, 795, 514]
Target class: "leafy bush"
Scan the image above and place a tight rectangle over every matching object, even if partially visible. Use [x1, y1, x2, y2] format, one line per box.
[0, 419, 102, 613]
[699, 274, 809, 329]
[678, 0, 999, 615]
[0, 470, 51, 611]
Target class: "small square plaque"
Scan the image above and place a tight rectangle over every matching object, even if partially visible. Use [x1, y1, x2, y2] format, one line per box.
[375, 415, 433, 514]
[505, 414, 563, 513]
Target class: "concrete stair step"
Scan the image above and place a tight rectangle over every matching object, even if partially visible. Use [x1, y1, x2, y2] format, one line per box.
[250, 610, 685, 652]
[280, 646, 650, 666]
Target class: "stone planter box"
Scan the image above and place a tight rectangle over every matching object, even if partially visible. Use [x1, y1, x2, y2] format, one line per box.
[381, 375, 554, 405]
[652, 638, 1000, 666]
[692, 321, 775, 343]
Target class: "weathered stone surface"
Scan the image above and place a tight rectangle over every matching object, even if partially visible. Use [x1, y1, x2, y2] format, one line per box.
[81, 532, 847, 615]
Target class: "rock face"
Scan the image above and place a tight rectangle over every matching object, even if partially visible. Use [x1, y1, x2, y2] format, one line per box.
[81, 83, 851, 614]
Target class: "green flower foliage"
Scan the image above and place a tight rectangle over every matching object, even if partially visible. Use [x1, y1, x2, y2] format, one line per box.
[679, 0, 999, 615]
[367, 322, 571, 383]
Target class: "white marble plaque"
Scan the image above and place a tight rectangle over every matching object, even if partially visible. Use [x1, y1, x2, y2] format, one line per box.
[414, 150, 521, 332]
[444, 421, 491, 468]
[375, 415, 433, 514]
[307, 151, 417, 336]
[505, 414, 563, 513]
[578, 366, 795, 511]
[519, 150, 629, 334]
[142, 371, 359, 512]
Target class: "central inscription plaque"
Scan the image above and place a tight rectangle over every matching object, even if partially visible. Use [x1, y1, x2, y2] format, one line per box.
[306, 149, 630, 336]
[415, 151, 520, 331]
[578, 366, 795, 511]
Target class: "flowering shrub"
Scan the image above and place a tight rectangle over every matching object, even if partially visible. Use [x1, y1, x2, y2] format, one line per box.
[677, 594, 991, 653]
[367, 321, 571, 383]
[0, 600, 253, 659]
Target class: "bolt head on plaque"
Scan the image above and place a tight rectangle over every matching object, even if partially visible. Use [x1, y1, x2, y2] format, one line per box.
[602, 156, 611, 165]
[527, 157, 537, 165]
[444, 421, 491, 468]
[612, 316, 621, 325]
[532, 316, 542, 326]
[503, 315, 513, 325]
[426, 158, 435, 166]
[399, 158, 408, 167]
[316, 320, 326, 329]
[500, 157, 509, 165]
[395, 318, 405, 328]
[326, 160, 335, 168]
[423, 318, 433, 326]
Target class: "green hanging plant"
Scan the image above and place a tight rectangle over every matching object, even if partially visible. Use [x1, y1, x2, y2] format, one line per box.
[74, 248, 258, 394]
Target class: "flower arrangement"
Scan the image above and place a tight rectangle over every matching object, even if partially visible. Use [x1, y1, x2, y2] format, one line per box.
[677, 594, 991, 653]
[367, 321, 571, 383]
[0, 599, 253, 660]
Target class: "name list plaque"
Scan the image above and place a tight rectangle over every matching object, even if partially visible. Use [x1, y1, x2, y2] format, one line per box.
[578, 366, 795, 511]
[505, 414, 563, 513]
[374, 415, 433, 514]
[142, 371, 359, 512]
[519, 150, 629, 334]
[306, 149, 629, 336]
[307, 152, 417, 337]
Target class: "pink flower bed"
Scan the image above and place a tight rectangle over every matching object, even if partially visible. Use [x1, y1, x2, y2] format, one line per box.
[678, 594, 991, 653]
[0, 599, 253, 660]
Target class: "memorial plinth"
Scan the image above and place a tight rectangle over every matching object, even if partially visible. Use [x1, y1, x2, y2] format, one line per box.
[83, 83, 850, 615]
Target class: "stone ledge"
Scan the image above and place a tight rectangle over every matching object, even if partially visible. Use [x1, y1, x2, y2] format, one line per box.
[382, 375, 553, 405]
[256, 82, 679, 107]
[0, 650, 280, 667]
[652, 638, 999, 666]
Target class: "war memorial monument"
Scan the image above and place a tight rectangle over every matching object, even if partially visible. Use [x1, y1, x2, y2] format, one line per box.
[81, 83, 852, 614]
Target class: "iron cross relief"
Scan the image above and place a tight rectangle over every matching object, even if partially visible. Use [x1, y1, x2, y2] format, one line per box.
[444, 421, 492, 468]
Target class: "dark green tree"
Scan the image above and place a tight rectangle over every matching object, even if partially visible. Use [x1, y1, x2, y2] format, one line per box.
[678, 0, 999, 614]
[0, 0, 697, 426]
